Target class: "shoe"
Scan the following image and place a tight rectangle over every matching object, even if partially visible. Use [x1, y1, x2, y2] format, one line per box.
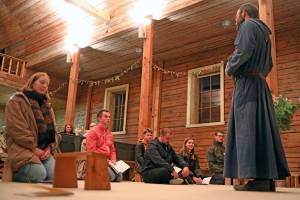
[234, 179, 276, 192]
[169, 178, 184, 185]
[115, 173, 123, 182]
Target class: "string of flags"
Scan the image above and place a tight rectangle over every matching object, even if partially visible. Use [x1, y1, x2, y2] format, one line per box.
[152, 63, 186, 78]
[49, 61, 219, 97]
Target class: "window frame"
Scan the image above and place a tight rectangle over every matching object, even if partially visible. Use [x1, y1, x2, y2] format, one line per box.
[103, 84, 129, 134]
[186, 62, 225, 128]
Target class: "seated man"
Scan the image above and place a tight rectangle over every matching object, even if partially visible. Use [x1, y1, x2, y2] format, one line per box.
[86, 109, 122, 182]
[207, 131, 225, 184]
[135, 128, 153, 176]
[141, 128, 189, 184]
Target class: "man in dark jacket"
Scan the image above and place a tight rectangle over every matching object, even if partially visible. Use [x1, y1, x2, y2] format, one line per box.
[142, 128, 190, 184]
[224, 4, 290, 191]
[135, 128, 153, 174]
[207, 131, 225, 184]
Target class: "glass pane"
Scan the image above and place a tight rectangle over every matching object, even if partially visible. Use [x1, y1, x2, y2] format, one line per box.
[199, 91, 210, 108]
[112, 92, 126, 132]
[211, 89, 220, 107]
[211, 106, 221, 122]
[199, 77, 210, 91]
[199, 108, 210, 123]
[211, 74, 220, 90]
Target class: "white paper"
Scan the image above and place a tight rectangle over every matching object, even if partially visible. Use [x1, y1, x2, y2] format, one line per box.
[173, 166, 182, 173]
[202, 177, 212, 184]
[109, 160, 130, 173]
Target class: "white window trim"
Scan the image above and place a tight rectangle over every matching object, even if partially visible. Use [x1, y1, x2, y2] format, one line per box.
[104, 84, 129, 134]
[186, 62, 225, 128]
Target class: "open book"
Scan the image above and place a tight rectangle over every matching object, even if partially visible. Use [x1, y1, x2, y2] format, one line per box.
[109, 160, 130, 174]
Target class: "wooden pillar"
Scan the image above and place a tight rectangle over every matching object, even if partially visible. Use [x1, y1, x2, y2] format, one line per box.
[65, 48, 80, 126]
[84, 84, 93, 129]
[151, 62, 163, 137]
[138, 16, 154, 140]
[259, 0, 278, 96]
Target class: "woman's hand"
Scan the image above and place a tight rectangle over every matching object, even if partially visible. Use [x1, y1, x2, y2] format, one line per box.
[34, 147, 51, 161]
[40, 146, 51, 160]
[192, 176, 203, 184]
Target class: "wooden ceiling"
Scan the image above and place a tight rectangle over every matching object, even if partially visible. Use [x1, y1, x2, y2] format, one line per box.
[0, 0, 299, 82]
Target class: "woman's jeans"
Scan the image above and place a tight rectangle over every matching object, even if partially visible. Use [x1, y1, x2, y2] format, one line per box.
[13, 155, 55, 183]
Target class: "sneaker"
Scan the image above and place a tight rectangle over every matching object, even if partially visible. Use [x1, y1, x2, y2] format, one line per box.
[115, 173, 123, 182]
[169, 178, 184, 185]
[234, 179, 276, 192]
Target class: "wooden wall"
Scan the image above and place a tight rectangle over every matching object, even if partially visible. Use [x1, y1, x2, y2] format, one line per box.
[75, 68, 142, 144]
[73, 28, 300, 173]
[159, 46, 234, 171]
[276, 26, 300, 174]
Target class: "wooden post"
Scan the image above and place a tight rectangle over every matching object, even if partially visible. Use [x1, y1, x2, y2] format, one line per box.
[259, 0, 278, 96]
[65, 48, 80, 126]
[84, 84, 93, 129]
[151, 61, 163, 137]
[138, 16, 154, 140]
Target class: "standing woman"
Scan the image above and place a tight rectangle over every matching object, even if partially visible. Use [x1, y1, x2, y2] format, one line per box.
[178, 137, 202, 184]
[5, 72, 59, 182]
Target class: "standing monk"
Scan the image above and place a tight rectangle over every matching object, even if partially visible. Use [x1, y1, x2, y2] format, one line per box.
[224, 4, 290, 192]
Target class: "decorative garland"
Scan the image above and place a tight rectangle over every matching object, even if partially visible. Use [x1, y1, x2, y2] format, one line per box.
[152, 63, 186, 78]
[50, 61, 222, 97]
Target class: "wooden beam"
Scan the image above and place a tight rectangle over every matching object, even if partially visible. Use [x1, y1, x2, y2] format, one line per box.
[259, 0, 278, 96]
[138, 16, 154, 140]
[151, 62, 163, 138]
[25, 0, 205, 68]
[65, 0, 110, 21]
[84, 84, 93, 129]
[65, 49, 80, 126]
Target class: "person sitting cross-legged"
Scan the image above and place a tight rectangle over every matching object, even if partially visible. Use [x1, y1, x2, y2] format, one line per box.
[141, 128, 189, 185]
[178, 137, 203, 184]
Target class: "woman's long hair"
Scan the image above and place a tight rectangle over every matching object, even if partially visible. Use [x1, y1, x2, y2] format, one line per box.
[179, 137, 196, 160]
[20, 72, 50, 98]
[63, 124, 74, 134]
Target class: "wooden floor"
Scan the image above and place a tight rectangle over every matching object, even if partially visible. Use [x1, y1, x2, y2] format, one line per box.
[0, 181, 299, 200]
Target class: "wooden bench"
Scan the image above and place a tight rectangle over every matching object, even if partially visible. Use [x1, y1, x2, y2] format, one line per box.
[54, 152, 110, 190]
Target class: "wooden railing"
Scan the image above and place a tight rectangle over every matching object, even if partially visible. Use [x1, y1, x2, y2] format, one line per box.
[0, 53, 26, 78]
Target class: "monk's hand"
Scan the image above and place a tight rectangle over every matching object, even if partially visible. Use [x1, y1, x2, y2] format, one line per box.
[181, 167, 190, 177]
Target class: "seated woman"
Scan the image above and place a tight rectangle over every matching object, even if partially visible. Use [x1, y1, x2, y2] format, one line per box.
[61, 124, 75, 135]
[178, 137, 202, 184]
[5, 72, 60, 183]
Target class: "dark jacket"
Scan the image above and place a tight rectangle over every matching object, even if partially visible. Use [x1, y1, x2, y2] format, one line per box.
[135, 142, 146, 173]
[178, 152, 201, 178]
[142, 138, 187, 173]
[207, 141, 225, 175]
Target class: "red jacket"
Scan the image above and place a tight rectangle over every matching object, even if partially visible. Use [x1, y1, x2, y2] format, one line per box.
[86, 123, 116, 162]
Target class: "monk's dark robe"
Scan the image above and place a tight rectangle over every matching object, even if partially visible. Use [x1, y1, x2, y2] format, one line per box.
[224, 19, 290, 179]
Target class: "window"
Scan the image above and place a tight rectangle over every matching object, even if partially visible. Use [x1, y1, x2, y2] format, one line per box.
[186, 62, 224, 127]
[104, 84, 129, 134]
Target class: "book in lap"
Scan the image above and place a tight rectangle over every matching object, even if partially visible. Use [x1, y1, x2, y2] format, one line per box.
[109, 160, 130, 173]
